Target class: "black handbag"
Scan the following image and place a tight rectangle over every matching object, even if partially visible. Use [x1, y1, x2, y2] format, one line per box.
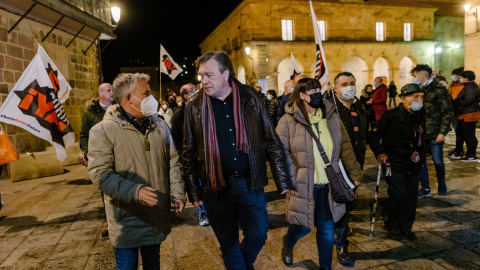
[303, 124, 356, 203]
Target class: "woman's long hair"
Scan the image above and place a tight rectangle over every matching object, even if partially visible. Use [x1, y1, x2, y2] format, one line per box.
[288, 78, 326, 124]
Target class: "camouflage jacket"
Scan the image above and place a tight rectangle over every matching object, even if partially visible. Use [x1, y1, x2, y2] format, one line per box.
[423, 80, 454, 139]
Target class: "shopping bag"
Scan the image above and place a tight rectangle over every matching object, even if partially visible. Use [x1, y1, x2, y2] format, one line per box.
[0, 130, 19, 165]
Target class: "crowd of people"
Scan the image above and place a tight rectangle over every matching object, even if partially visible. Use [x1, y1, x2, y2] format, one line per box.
[79, 50, 479, 270]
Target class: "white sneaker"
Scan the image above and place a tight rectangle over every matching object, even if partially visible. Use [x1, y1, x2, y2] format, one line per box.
[198, 211, 210, 226]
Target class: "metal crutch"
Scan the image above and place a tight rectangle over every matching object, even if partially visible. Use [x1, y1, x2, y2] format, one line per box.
[369, 162, 390, 237]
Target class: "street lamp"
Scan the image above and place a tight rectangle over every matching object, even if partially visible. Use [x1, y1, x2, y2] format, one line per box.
[111, 7, 121, 28]
[465, 4, 471, 12]
[435, 47, 442, 54]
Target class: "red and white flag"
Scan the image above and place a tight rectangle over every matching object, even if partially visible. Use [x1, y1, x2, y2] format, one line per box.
[309, 0, 331, 94]
[0, 44, 74, 161]
[290, 52, 302, 80]
[160, 44, 183, 80]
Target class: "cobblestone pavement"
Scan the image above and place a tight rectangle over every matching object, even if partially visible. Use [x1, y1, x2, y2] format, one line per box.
[0, 131, 479, 270]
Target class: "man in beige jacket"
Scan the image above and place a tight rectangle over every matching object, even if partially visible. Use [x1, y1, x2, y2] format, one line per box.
[88, 73, 185, 269]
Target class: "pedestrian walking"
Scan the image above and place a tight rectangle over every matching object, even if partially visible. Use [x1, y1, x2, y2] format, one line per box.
[276, 79, 295, 123]
[360, 84, 376, 131]
[267, 89, 280, 127]
[276, 78, 362, 270]
[182, 51, 292, 270]
[88, 73, 186, 269]
[368, 83, 426, 241]
[330, 72, 367, 266]
[158, 100, 173, 128]
[412, 64, 454, 198]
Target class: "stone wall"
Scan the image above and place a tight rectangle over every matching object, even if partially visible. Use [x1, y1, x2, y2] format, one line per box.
[0, 10, 99, 157]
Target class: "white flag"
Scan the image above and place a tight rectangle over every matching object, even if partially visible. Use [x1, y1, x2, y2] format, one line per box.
[160, 45, 183, 80]
[0, 44, 74, 161]
[289, 52, 302, 80]
[310, 0, 331, 94]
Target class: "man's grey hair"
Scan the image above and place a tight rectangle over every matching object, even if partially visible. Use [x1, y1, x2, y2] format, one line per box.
[112, 73, 150, 104]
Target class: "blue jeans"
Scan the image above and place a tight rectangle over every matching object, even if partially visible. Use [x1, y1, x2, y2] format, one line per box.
[420, 139, 446, 194]
[113, 244, 160, 270]
[203, 177, 269, 270]
[285, 184, 335, 268]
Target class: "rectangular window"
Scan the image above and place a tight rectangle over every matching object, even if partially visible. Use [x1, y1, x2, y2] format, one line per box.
[281, 19, 293, 41]
[317, 20, 326, 41]
[404, 23, 412, 41]
[376, 22, 384, 41]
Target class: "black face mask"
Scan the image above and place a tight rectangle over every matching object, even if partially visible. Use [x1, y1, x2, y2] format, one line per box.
[307, 92, 324, 109]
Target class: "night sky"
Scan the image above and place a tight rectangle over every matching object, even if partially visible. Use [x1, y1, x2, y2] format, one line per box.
[100, 0, 242, 87]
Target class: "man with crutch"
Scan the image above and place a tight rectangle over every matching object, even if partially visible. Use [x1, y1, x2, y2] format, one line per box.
[367, 83, 426, 241]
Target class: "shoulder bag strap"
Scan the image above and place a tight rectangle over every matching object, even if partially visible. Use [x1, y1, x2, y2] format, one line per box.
[302, 123, 332, 166]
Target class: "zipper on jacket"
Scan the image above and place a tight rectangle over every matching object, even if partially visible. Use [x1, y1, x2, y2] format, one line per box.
[144, 135, 150, 151]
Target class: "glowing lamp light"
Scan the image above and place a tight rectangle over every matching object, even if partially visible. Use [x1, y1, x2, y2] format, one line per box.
[465, 4, 471, 13]
[245, 46, 251, 56]
[111, 7, 121, 23]
[454, 43, 460, 49]
[435, 47, 442, 54]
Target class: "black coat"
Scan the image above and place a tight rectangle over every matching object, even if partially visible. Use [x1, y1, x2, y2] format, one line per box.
[453, 81, 480, 116]
[330, 96, 368, 168]
[170, 102, 186, 154]
[182, 79, 293, 201]
[268, 97, 280, 127]
[367, 105, 426, 173]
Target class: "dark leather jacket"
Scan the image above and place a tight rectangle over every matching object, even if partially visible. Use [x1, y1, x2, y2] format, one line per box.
[182, 79, 292, 201]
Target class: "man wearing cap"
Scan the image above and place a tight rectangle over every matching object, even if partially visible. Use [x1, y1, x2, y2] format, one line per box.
[368, 83, 426, 241]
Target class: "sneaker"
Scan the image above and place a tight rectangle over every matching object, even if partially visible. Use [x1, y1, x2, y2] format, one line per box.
[461, 155, 478, 162]
[387, 228, 403, 241]
[447, 151, 462, 160]
[198, 211, 210, 226]
[401, 229, 417, 241]
[281, 235, 293, 266]
[418, 188, 431, 199]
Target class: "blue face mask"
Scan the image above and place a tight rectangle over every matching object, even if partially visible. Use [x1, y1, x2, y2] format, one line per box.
[410, 102, 423, 111]
[412, 78, 421, 85]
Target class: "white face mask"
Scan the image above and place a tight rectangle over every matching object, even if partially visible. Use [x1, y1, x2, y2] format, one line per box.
[266, 94, 273, 101]
[177, 101, 183, 107]
[460, 78, 465, 83]
[162, 105, 168, 110]
[131, 94, 158, 116]
[340, 86, 357, 101]
[451, 75, 457, 82]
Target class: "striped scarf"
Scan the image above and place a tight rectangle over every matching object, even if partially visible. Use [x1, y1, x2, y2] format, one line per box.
[202, 80, 249, 191]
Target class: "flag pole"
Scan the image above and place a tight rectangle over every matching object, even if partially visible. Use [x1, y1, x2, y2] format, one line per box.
[159, 43, 162, 101]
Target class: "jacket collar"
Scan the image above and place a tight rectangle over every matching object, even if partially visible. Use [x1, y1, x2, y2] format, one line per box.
[286, 99, 336, 126]
[105, 104, 158, 131]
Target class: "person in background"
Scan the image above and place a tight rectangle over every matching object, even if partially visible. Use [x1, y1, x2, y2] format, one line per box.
[412, 64, 453, 199]
[158, 100, 173, 128]
[277, 78, 362, 270]
[267, 89, 280, 127]
[368, 83, 426, 241]
[447, 67, 465, 159]
[80, 82, 114, 237]
[451, 70, 480, 162]
[277, 80, 295, 123]
[256, 86, 268, 107]
[388, 81, 397, 108]
[370, 77, 388, 121]
[360, 84, 376, 131]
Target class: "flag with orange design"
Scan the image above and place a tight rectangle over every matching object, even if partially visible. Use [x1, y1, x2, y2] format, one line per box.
[0, 44, 74, 161]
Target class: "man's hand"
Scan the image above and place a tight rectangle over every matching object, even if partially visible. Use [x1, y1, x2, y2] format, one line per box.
[193, 200, 204, 211]
[436, 134, 445, 143]
[174, 198, 185, 213]
[366, 99, 372, 105]
[138, 186, 158, 207]
[377, 154, 388, 164]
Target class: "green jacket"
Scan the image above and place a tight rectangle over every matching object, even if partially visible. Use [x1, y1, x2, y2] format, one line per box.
[80, 99, 106, 154]
[88, 105, 185, 248]
[423, 80, 454, 139]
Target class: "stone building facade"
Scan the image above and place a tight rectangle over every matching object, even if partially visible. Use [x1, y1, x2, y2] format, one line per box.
[464, 0, 480, 77]
[200, 0, 465, 95]
[0, 0, 115, 172]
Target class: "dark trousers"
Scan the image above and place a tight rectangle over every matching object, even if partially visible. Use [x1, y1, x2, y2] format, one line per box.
[455, 120, 478, 156]
[385, 172, 420, 231]
[113, 244, 160, 270]
[388, 97, 397, 108]
[285, 184, 334, 268]
[334, 202, 352, 249]
[203, 177, 268, 270]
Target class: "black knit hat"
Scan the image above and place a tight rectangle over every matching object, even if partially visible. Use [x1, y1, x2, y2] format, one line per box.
[399, 83, 424, 97]
[452, 67, 464, 75]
